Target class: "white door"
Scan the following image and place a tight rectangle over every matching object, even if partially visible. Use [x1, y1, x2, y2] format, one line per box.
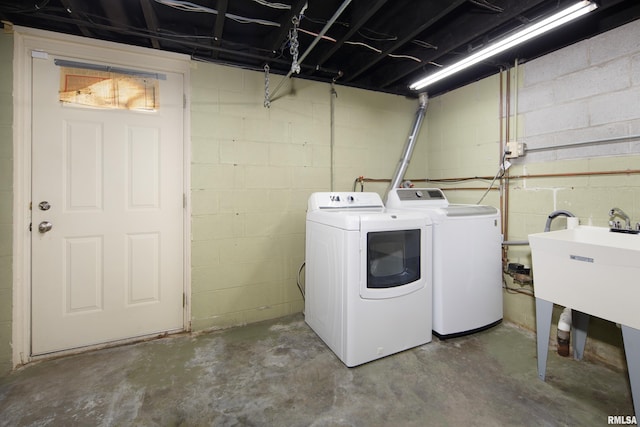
[31, 53, 185, 355]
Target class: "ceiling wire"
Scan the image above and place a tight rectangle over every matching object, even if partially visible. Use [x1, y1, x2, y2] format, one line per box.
[302, 15, 349, 28]
[34, 0, 50, 10]
[17, 1, 303, 69]
[7, 0, 445, 77]
[302, 14, 439, 61]
[0, 0, 50, 13]
[297, 27, 440, 65]
[250, 0, 292, 10]
[356, 27, 398, 42]
[153, 0, 282, 27]
[20, 3, 281, 57]
[411, 39, 438, 50]
[468, 0, 504, 13]
[6, 4, 301, 70]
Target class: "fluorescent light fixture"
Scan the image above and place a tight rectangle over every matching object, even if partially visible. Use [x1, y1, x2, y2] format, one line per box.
[409, 0, 598, 91]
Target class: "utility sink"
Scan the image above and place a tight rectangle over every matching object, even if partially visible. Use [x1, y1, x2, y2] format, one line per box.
[530, 225, 640, 415]
[529, 225, 640, 330]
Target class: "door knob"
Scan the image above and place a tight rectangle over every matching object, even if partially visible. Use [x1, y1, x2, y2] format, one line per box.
[38, 221, 53, 233]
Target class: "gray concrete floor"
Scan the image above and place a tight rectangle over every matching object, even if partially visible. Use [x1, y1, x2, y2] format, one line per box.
[0, 314, 634, 426]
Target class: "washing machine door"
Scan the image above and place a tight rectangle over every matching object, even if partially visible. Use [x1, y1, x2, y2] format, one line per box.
[359, 213, 432, 300]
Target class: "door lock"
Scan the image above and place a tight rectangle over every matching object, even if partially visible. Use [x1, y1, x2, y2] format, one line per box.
[38, 221, 53, 233]
[38, 201, 51, 211]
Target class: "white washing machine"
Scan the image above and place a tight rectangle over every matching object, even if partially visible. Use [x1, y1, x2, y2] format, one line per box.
[305, 192, 433, 367]
[386, 188, 502, 338]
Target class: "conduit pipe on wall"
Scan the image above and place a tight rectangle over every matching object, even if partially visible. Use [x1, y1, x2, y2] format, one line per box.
[525, 133, 640, 153]
[502, 240, 529, 245]
[330, 83, 337, 191]
[513, 59, 520, 145]
[384, 92, 429, 202]
[499, 68, 505, 240]
[507, 169, 640, 180]
[268, 0, 352, 103]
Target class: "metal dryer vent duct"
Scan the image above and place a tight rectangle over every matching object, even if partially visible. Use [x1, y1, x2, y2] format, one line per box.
[384, 92, 429, 202]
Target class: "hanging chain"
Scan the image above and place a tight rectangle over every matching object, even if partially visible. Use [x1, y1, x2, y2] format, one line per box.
[264, 64, 271, 108]
[289, 16, 301, 74]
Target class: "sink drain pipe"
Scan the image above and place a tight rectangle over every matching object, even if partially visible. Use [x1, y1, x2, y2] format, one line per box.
[545, 210, 576, 357]
[384, 92, 428, 202]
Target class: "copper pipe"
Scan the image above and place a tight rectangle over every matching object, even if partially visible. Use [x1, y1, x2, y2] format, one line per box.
[360, 178, 396, 183]
[503, 67, 511, 244]
[359, 177, 496, 183]
[441, 187, 499, 191]
[415, 169, 640, 183]
[425, 177, 494, 182]
[501, 69, 510, 268]
[354, 169, 640, 188]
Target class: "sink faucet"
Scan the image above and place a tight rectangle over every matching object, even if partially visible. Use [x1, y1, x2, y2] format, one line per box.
[609, 207, 631, 230]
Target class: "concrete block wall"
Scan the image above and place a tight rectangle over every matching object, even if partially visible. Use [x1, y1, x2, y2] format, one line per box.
[0, 32, 427, 373]
[505, 19, 640, 368]
[422, 20, 640, 369]
[508, 19, 640, 281]
[190, 61, 427, 332]
[517, 19, 640, 162]
[3, 18, 636, 373]
[504, 156, 638, 368]
[425, 74, 503, 207]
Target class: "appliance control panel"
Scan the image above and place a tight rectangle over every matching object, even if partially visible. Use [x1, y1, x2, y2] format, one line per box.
[308, 192, 384, 211]
[395, 188, 447, 201]
[385, 188, 450, 208]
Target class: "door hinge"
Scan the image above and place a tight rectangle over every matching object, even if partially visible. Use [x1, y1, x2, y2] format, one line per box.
[183, 292, 186, 307]
[31, 50, 49, 59]
[183, 193, 187, 209]
[29, 223, 32, 232]
[183, 94, 186, 109]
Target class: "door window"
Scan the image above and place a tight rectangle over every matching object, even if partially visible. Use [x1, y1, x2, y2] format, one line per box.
[59, 66, 159, 111]
[367, 229, 421, 288]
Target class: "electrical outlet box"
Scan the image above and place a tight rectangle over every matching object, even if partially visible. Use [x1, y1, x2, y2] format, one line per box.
[506, 141, 525, 158]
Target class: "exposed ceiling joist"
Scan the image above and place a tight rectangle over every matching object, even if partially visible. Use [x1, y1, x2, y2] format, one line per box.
[1, 0, 638, 97]
[139, 0, 161, 49]
[211, 0, 228, 60]
[343, 0, 467, 84]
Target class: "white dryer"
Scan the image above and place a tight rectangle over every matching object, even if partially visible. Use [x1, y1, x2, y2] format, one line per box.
[386, 188, 502, 338]
[305, 192, 433, 367]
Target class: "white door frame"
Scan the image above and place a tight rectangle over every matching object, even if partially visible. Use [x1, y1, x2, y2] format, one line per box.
[11, 27, 192, 367]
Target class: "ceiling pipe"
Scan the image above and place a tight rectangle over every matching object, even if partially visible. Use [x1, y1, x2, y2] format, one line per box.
[384, 92, 429, 203]
[268, 0, 352, 103]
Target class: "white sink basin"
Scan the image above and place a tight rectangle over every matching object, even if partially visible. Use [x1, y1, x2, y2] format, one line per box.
[529, 226, 640, 329]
